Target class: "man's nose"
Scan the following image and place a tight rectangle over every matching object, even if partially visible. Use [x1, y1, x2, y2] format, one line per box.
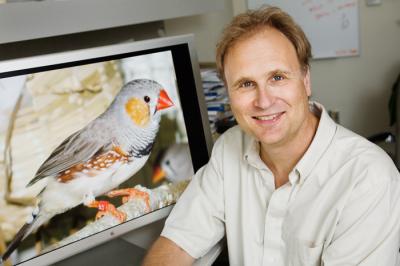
[254, 87, 275, 109]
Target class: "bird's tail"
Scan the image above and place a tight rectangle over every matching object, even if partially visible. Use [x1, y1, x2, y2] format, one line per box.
[1, 214, 46, 263]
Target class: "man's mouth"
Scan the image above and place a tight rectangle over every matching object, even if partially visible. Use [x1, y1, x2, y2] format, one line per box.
[253, 112, 285, 121]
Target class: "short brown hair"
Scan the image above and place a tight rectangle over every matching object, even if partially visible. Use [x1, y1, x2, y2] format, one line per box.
[216, 6, 312, 82]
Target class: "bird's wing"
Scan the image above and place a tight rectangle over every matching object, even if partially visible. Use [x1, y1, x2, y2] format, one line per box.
[28, 127, 111, 186]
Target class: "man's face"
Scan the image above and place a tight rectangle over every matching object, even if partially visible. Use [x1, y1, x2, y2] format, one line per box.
[224, 28, 313, 148]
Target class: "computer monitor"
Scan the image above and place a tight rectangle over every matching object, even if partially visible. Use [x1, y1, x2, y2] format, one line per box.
[0, 35, 213, 265]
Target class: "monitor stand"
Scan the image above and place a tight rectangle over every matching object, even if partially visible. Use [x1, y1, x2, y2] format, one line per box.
[54, 218, 165, 266]
[53, 237, 147, 266]
[53, 217, 224, 266]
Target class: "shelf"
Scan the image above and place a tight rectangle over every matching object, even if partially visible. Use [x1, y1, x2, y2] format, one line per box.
[0, 0, 223, 44]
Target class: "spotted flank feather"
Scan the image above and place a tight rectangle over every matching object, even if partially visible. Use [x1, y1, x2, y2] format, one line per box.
[57, 150, 129, 183]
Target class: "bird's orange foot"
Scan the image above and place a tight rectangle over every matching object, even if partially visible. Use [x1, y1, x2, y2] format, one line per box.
[107, 188, 151, 212]
[87, 200, 127, 222]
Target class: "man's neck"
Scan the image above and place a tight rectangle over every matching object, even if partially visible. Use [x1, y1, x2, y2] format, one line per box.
[260, 112, 319, 189]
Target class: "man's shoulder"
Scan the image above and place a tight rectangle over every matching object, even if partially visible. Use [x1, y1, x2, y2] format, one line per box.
[335, 125, 391, 163]
[313, 125, 399, 202]
[211, 125, 250, 158]
[214, 125, 246, 147]
[219, 125, 244, 138]
[331, 125, 398, 182]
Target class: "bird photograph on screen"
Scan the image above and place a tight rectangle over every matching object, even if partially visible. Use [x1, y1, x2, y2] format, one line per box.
[2, 78, 173, 262]
[0, 52, 193, 264]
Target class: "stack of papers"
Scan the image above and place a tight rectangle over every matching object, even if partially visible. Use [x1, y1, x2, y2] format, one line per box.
[200, 69, 236, 136]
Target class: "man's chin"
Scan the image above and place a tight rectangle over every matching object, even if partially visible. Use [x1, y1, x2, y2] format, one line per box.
[258, 137, 284, 147]
[252, 131, 285, 147]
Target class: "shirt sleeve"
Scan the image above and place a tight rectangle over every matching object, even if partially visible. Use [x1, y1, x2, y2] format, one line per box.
[322, 158, 400, 266]
[161, 136, 226, 259]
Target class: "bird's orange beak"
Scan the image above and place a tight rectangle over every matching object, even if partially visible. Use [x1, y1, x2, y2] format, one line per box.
[152, 166, 166, 184]
[156, 89, 174, 111]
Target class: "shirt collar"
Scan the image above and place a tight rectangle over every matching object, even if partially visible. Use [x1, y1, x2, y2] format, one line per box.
[295, 102, 337, 183]
[244, 134, 269, 171]
[243, 102, 337, 183]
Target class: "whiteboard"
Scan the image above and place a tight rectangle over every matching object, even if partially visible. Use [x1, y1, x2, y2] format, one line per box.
[247, 0, 360, 59]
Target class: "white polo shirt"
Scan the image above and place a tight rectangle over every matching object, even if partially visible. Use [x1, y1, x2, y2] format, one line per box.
[161, 102, 400, 265]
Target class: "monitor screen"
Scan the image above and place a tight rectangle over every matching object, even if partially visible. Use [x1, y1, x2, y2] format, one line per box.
[0, 35, 212, 265]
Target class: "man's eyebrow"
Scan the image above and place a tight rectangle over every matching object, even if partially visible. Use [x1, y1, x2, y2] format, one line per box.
[230, 69, 296, 88]
[267, 69, 293, 77]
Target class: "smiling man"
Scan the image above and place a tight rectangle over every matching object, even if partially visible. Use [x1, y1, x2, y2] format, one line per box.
[143, 6, 400, 266]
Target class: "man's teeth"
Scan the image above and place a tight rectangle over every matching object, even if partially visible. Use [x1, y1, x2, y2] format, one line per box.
[256, 113, 281, 121]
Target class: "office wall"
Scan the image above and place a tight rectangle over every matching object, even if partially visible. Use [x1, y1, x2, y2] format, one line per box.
[310, 0, 400, 137]
[164, 0, 400, 137]
[164, 0, 234, 64]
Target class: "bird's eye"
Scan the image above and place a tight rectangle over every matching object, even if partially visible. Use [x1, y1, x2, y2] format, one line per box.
[144, 96, 150, 103]
[165, 160, 170, 165]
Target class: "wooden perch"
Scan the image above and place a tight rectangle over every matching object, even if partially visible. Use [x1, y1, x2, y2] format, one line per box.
[47, 181, 189, 251]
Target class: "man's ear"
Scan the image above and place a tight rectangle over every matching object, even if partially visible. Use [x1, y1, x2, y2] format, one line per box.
[303, 67, 311, 97]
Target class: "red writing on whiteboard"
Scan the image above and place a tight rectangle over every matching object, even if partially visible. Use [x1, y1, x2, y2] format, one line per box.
[309, 4, 323, 12]
[337, 1, 357, 10]
[315, 11, 331, 20]
[335, 48, 358, 56]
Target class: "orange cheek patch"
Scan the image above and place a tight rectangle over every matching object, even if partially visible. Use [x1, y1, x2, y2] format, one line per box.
[125, 98, 150, 127]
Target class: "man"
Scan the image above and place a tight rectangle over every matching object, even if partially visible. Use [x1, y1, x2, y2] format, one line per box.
[143, 6, 400, 265]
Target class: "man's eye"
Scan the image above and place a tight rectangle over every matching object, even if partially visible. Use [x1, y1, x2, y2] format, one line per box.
[272, 75, 284, 81]
[240, 81, 254, 88]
